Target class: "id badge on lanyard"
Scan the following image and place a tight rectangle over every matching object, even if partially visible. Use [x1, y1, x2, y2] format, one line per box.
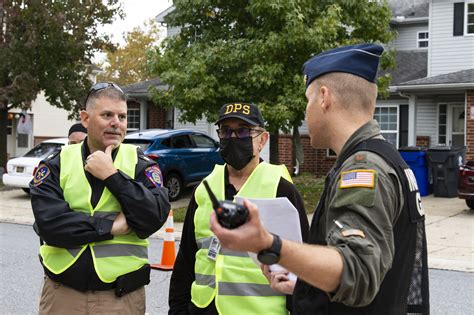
[207, 236, 221, 261]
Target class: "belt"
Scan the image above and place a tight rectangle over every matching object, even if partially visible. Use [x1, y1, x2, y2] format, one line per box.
[44, 267, 116, 292]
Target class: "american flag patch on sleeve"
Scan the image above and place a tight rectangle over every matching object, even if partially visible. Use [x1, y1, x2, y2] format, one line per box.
[340, 170, 376, 188]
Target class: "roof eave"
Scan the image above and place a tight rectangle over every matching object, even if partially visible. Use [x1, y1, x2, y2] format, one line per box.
[125, 92, 152, 99]
[390, 17, 429, 25]
[393, 82, 474, 91]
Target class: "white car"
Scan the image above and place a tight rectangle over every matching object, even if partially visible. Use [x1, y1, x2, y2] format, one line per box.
[2, 138, 68, 193]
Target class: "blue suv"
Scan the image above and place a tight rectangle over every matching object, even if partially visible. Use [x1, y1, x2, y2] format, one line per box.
[124, 129, 224, 201]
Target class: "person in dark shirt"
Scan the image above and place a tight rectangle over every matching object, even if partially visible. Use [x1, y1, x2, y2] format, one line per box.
[168, 102, 309, 314]
[31, 82, 170, 315]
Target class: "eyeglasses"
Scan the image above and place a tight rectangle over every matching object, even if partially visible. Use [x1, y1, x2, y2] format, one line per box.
[216, 127, 263, 139]
[84, 82, 124, 105]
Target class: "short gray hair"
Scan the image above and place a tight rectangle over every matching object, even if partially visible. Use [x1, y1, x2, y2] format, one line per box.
[85, 88, 127, 110]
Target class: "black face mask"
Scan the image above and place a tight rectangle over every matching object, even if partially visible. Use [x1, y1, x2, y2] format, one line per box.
[219, 137, 254, 170]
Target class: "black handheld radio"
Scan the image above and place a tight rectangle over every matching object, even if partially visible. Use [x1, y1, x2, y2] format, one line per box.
[203, 180, 249, 229]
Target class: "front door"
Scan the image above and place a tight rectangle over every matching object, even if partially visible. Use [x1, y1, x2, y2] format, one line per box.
[438, 103, 465, 147]
[450, 105, 465, 148]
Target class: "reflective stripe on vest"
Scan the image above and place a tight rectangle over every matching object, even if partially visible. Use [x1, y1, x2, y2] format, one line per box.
[40, 143, 149, 283]
[191, 162, 291, 314]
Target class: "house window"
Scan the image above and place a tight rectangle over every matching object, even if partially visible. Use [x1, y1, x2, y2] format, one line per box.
[438, 104, 447, 145]
[467, 1, 474, 34]
[417, 31, 429, 48]
[18, 134, 29, 148]
[374, 106, 398, 147]
[127, 108, 140, 131]
[326, 149, 337, 157]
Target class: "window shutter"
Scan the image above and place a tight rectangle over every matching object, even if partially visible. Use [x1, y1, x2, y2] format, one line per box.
[453, 2, 465, 36]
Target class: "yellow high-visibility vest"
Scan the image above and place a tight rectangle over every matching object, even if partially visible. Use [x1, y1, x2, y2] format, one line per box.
[40, 143, 148, 283]
[191, 162, 292, 314]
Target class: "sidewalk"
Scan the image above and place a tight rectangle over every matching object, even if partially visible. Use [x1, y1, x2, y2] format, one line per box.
[1, 188, 472, 272]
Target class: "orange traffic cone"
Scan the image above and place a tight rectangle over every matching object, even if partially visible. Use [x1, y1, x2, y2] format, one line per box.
[151, 210, 176, 271]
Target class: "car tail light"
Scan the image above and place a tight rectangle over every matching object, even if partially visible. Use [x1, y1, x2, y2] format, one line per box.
[147, 154, 160, 161]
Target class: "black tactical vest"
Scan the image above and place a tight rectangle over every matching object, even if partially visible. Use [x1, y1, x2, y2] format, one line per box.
[293, 139, 430, 315]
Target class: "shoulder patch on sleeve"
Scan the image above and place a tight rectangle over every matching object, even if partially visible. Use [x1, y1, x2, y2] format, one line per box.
[340, 169, 376, 189]
[342, 229, 366, 238]
[353, 153, 367, 163]
[33, 164, 51, 186]
[144, 165, 163, 188]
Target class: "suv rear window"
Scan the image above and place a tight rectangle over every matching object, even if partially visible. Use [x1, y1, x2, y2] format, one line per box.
[24, 143, 63, 158]
[191, 134, 216, 148]
[123, 139, 153, 151]
[162, 135, 193, 149]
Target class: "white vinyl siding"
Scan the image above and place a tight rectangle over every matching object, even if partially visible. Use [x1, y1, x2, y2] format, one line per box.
[173, 108, 217, 140]
[167, 26, 181, 38]
[416, 100, 438, 146]
[299, 120, 309, 135]
[429, 0, 474, 76]
[392, 24, 429, 50]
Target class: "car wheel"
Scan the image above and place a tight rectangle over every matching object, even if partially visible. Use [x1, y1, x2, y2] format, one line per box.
[466, 199, 474, 209]
[22, 188, 30, 194]
[165, 173, 182, 201]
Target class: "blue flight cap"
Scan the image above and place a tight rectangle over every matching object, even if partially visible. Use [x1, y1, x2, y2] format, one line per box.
[302, 43, 384, 88]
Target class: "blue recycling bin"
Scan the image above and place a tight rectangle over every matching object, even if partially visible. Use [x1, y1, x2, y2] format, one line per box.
[399, 147, 430, 196]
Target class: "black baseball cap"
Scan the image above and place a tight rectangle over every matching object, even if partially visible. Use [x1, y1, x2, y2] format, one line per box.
[68, 123, 87, 136]
[215, 102, 265, 128]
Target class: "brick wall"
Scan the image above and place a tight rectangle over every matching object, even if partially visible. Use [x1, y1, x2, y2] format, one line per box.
[315, 148, 337, 177]
[467, 90, 474, 160]
[416, 136, 430, 148]
[278, 135, 293, 172]
[127, 101, 140, 109]
[147, 101, 167, 128]
[278, 134, 336, 177]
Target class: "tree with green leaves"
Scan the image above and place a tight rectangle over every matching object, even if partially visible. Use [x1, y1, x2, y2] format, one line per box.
[149, 0, 395, 163]
[0, 0, 122, 168]
[96, 19, 162, 86]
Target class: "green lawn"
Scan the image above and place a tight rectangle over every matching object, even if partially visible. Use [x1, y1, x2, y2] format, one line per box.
[293, 172, 325, 214]
[172, 207, 188, 223]
[171, 172, 325, 222]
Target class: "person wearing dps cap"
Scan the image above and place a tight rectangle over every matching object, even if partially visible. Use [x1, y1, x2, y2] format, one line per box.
[68, 122, 87, 144]
[209, 44, 430, 314]
[169, 102, 309, 314]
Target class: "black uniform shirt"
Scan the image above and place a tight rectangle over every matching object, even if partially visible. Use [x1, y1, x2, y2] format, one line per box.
[169, 164, 310, 315]
[30, 141, 171, 292]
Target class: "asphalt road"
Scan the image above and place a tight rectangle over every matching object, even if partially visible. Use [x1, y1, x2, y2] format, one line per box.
[0, 223, 473, 314]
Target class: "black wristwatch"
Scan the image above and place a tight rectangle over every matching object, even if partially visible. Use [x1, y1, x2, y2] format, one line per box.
[257, 233, 282, 265]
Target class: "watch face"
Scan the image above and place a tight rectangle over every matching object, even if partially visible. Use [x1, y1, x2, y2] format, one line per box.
[257, 251, 278, 265]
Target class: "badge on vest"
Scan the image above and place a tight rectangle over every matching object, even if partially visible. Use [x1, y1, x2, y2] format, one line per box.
[144, 165, 163, 188]
[207, 236, 221, 261]
[33, 164, 51, 186]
